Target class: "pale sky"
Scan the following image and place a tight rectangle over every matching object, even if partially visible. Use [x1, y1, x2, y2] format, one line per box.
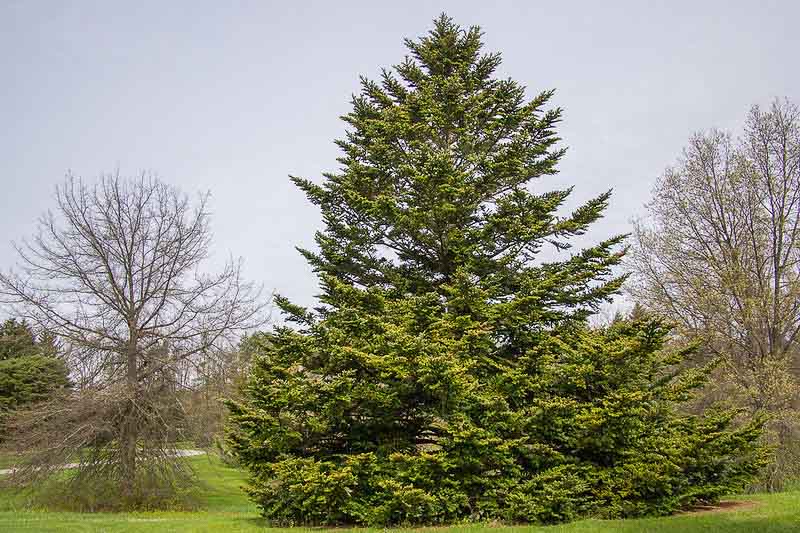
[2, 0, 798, 313]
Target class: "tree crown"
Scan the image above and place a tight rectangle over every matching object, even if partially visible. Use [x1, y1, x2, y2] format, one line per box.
[290, 14, 624, 325]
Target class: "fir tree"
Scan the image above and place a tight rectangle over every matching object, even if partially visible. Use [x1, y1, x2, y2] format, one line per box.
[227, 15, 765, 526]
[0, 319, 43, 360]
[0, 319, 69, 416]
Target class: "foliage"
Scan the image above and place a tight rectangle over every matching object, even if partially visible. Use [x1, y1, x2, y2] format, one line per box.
[0, 319, 69, 417]
[0, 319, 47, 361]
[0, 356, 69, 412]
[227, 15, 766, 526]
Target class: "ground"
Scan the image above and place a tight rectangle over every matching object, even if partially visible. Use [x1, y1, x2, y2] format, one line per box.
[0, 455, 798, 532]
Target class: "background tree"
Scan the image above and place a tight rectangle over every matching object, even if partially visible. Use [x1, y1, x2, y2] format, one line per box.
[628, 99, 800, 490]
[0, 318, 50, 360]
[227, 15, 765, 526]
[0, 319, 69, 432]
[0, 173, 263, 509]
[179, 340, 254, 452]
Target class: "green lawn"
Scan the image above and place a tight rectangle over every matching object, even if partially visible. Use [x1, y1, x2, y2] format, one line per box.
[0, 455, 798, 532]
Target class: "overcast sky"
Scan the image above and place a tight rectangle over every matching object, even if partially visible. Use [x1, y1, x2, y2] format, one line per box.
[1, 0, 798, 313]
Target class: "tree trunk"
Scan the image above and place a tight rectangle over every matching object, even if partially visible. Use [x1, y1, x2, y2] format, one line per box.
[121, 340, 138, 498]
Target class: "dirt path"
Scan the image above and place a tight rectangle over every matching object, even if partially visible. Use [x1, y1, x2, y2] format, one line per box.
[684, 500, 757, 514]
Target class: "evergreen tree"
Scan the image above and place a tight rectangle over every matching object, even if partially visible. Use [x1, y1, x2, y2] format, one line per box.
[0, 319, 42, 360]
[0, 319, 69, 413]
[227, 15, 765, 526]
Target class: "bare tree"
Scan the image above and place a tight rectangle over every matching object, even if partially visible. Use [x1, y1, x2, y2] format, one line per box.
[0, 172, 263, 506]
[628, 99, 800, 490]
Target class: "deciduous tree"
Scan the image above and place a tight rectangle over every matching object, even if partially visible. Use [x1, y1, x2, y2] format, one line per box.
[628, 99, 800, 490]
[0, 173, 263, 508]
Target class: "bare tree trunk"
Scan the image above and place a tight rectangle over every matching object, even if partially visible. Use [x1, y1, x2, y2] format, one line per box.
[121, 337, 138, 496]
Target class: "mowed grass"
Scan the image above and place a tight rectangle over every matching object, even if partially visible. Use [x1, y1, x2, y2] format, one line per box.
[0, 455, 798, 532]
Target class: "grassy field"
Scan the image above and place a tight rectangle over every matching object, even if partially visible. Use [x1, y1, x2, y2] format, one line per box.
[0, 455, 798, 532]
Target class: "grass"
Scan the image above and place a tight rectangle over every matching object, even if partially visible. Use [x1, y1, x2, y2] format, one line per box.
[0, 455, 798, 532]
